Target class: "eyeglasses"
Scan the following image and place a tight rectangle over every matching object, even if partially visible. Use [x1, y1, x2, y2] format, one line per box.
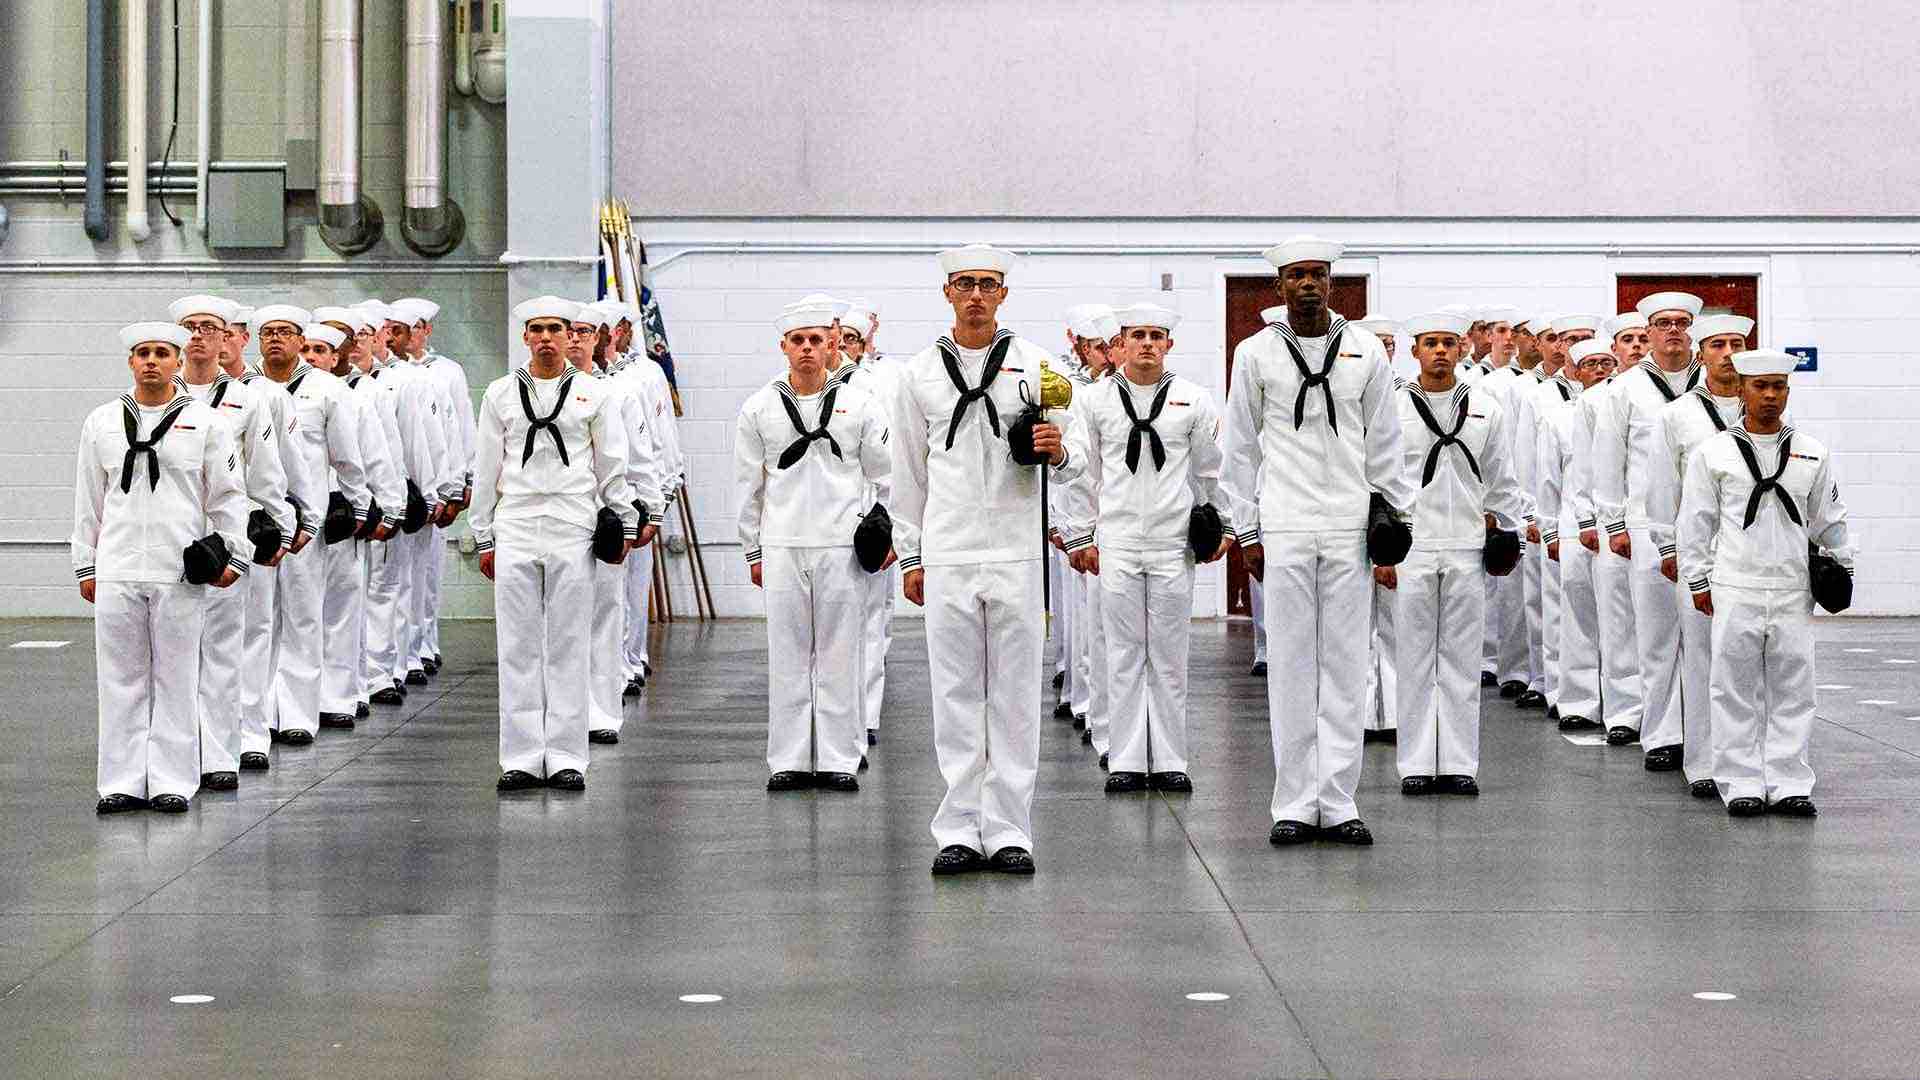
[180, 319, 225, 336]
[257, 325, 300, 340]
[947, 276, 1004, 295]
[1649, 316, 1693, 332]
[565, 325, 599, 337]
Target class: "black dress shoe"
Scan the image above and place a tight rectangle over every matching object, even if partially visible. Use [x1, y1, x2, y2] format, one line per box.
[858, 755, 869, 772]
[1482, 671, 1498, 688]
[274, 729, 313, 746]
[1499, 680, 1526, 699]
[1547, 705, 1561, 721]
[371, 686, 404, 705]
[1072, 712, 1087, 731]
[1097, 752, 1108, 771]
[1516, 690, 1547, 709]
[1053, 701, 1074, 720]
[867, 729, 877, 746]
[405, 670, 428, 686]
[1643, 745, 1682, 772]
[96, 793, 147, 815]
[547, 769, 586, 791]
[1769, 795, 1817, 818]
[989, 846, 1036, 874]
[642, 661, 652, 680]
[1080, 727, 1092, 745]
[766, 770, 811, 792]
[588, 729, 619, 744]
[931, 845, 987, 875]
[497, 770, 543, 791]
[355, 701, 370, 718]
[433, 652, 443, 667]
[239, 752, 269, 771]
[1690, 779, 1717, 799]
[1052, 670, 1065, 691]
[201, 771, 238, 791]
[1105, 771, 1148, 793]
[319, 712, 355, 730]
[150, 794, 190, 813]
[621, 678, 641, 698]
[1362, 728, 1397, 744]
[1268, 819, 1314, 846]
[1726, 796, 1765, 818]
[1322, 819, 1375, 846]
[1437, 774, 1480, 797]
[422, 657, 440, 675]
[1401, 775, 1435, 796]
[1250, 660, 1268, 677]
[1558, 715, 1599, 732]
[816, 772, 859, 792]
[1149, 771, 1193, 793]
[1605, 725, 1639, 745]
[391, 679, 408, 698]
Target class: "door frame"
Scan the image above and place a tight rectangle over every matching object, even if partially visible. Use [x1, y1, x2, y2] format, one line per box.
[1608, 255, 1772, 346]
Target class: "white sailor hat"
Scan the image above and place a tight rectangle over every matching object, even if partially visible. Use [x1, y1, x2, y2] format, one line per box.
[1352, 316, 1404, 338]
[1479, 304, 1521, 326]
[1519, 312, 1558, 332]
[848, 297, 876, 317]
[588, 298, 639, 325]
[1262, 235, 1342, 270]
[392, 297, 440, 323]
[168, 295, 238, 325]
[1112, 302, 1180, 332]
[120, 321, 193, 351]
[1602, 312, 1648, 339]
[1691, 314, 1754, 344]
[356, 299, 399, 325]
[250, 305, 312, 332]
[778, 297, 846, 334]
[1437, 303, 1475, 318]
[1550, 314, 1601, 335]
[302, 323, 347, 350]
[1065, 303, 1120, 341]
[937, 243, 1016, 277]
[1403, 312, 1470, 338]
[839, 301, 874, 337]
[569, 303, 612, 329]
[1635, 291, 1704, 319]
[1569, 339, 1614, 364]
[512, 295, 579, 327]
[312, 305, 371, 334]
[1731, 348, 1798, 376]
[229, 306, 255, 329]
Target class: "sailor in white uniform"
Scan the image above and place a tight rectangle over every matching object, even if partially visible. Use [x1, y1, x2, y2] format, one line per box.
[1486, 313, 1549, 701]
[74, 323, 249, 813]
[1645, 314, 1753, 796]
[1222, 236, 1412, 847]
[1678, 348, 1850, 818]
[1539, 338, 1614, 732]
[893, 244, 1087, 875]
[396, 298, 475, 675]
[1593, 291, 1705, 774]
[1059, 307, 1119, 740]
[472, 296, 636, 792]
[1386, 313, 1523, 794]
[1352, 316, 1404, 743]
[605, 302, 684, 688]
[1064, 302, 1231, 793]
[1581, 312, 1650, 747]
[737, 296, 893, 790]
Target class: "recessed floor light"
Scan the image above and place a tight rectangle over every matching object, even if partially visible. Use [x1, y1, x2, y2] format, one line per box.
[1887, 660, 1917, 665]
[1185, 992, 1231, 1002]
[679, 993, 724, 1004]
[9, 640, 69, 649]
[1860, 700, 1897, 706]
[1845, 648, 1878, 654]
[169, 994, 215, 1005]
[1817, 684, 1854, 691]
[1692, 991, 1737, 1002]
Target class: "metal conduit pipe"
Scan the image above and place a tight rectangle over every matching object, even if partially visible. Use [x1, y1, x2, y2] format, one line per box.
[399, 0, 464, 257]
[195, 0, 211, 236]
[124, 0, 152, 242]
[0, 205, 10, 248]
[317, 0, 383, 256]
[84, 0, 109, 240]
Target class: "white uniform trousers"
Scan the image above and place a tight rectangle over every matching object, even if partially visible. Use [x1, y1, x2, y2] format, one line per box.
[1052, 551, 1077, 707]
[1262, 530, 1371, 826]
[1100, 548, 1193, 775]
[422, 528, 446, 660]
[1069, 570, 1093, 717]
[858, 563, 894, 736]
[238, 555, 278, 756]
[1048, 550, 1069, 679]
[1249, 575, 1268, 664]
[404, 529, 435, 675]
[319, 537, 367, 716]
[1392, 548, 1482, 778]
[926, 559, 1044, 854]
[1709, 585, 1816, 803]
[763, 546, 865, 775]
[197, 577, 246, 774]
[1083, 571, 1112, 755]
[493, 516, 593, 778]
[96, 582, 207, 800]
[1491, 564, 1529, 686]
[1676, 579, 1715, 784]
[365, 533, 413, 692]
[1366, 580, 1397, 733]
[622, 543, 654, 674]
[1629, 527, 1683, 752]
[271, 540, 327, 735]
[1594, 546, 1644, 732]
[1555, 538, 1602, 721]
[1482, 573, 1498, 676]
[1522, 539, 1546, 695]
[1539, 537, 1565, 706]
[588, 557, 629, 736]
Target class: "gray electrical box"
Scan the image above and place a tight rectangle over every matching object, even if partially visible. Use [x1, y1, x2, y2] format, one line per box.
[208, 170, 287, 249]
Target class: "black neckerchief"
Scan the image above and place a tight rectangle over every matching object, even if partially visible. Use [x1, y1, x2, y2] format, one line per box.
[1552, 377, 1571, 402]
[937, 329, 1014, 451]
[1641, 360, 1701, 403]
[1268, 316, 1350, 432]
[1114, 373, 1175, 473]
[774, 382, 843, 469]
[516, 367, 577, 466]
[118, 392, 192, 493]
[175, 373, 232, 409]
[286, 362, 315, 397]
[1405, 383, 1481, 485]
[1691, 387, 1730, 434]
[1731, 426, 1801, 529]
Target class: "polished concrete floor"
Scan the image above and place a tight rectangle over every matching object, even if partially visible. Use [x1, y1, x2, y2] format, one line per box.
[3, 615, 1920, 1078]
